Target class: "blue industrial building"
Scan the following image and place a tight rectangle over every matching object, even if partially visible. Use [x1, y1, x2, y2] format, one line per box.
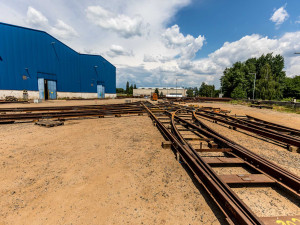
[0, 22, 116, 100]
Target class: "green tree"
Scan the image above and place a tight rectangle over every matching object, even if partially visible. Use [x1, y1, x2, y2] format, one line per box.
[283, 76, 300, 99]
[133, 84, 137, 89]
[186, 88, 194, 97]
[116, 88, 125, 94]
[231, 84, 247, 99]
[256, 63, 280, 100]
[129, 84, 133, 95]
[160, 91, 164, 97]
[221, 53, 286, 100]
[199, 82, 217, 97]
[126, 81, 130, 94]
[154, 88, 159, 95]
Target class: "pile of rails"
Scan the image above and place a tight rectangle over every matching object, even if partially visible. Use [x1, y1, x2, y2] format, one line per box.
[143, 101, 300, 225]
[0, 102, 145, 124]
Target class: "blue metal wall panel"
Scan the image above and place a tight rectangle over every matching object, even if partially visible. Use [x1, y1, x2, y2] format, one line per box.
[0, 22, 116, 94]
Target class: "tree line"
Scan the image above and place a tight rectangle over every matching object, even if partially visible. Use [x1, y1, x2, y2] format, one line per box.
[220, 53, 299, 100]
[186, 83, 220, 97]
[116, 81, 137, 95]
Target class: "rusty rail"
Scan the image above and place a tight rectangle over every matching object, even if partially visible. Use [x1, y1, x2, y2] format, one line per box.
[0, 102, 142, 112]
[195, 110, 300, 148]
[143, 102, 300, 224]
[245, 115, 300, 137]
[0, 102, 145, 123]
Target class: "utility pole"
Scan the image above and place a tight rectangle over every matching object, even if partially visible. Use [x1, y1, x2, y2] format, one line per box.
[250, 73, 256, 100]
[176, 78, 178, 97]
[220, 78, 223, 97]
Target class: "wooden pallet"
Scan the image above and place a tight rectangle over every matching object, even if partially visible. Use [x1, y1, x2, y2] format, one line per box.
[35, 120, 64, 128]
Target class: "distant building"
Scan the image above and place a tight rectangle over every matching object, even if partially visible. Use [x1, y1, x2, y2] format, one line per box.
[133, 87, 187, 97]
[0, 22, 116, 100]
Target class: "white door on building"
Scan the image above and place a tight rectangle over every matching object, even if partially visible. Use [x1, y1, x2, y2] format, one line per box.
[38, 78, 45, 99]
[97, 85, 105, 98]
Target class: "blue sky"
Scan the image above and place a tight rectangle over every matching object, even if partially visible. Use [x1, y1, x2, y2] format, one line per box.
[0, 0, 299, 88]
[175, 0, 300, 58]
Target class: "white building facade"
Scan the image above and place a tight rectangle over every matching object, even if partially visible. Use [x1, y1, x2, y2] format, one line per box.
[133, 87, 187, 97]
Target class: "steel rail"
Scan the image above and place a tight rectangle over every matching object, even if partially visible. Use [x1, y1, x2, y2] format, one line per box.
[191, 112, 300, 194]
[0, 103, 145, 122]
[170, 109, 263, 225]
[0, 102, 142, 112]
[245, 115, 300, 137]
[210, 111, 300, 140]
[0, 109, 144, 122]
[195, 110, 300, 148]
[142, 102, 263, 224]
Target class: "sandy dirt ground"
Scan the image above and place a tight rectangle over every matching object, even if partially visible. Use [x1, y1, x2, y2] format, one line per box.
[0, 99, 299, 224]
[0, 100, 226, 225]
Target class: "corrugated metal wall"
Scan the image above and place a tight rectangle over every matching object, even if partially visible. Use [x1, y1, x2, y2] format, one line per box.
[0, 23, 116, 94]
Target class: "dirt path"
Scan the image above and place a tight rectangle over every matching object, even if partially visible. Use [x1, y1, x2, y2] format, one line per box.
[0, 114, 225, 225]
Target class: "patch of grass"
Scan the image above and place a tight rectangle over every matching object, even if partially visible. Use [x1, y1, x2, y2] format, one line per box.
[272, 105, 300, 114]
[228, 100, 251, 106]
[224, 100, 300, 114]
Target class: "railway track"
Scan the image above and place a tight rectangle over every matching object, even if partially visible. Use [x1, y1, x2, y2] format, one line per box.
[0, 102, 142, 112]
[0, 102, 145, 123]
[194, 108, 300, 150]
[244, 115, 300, 137]
[143, 102, 300, 225]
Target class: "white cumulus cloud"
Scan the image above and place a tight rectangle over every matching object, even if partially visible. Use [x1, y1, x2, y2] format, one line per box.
[270, 5, 289, 26]
[106, 45, 134, 58]
[86, 5, 147, 38]
[183, 31, 300, 85]
[143, 54, 158, 62]
[26, 6, 49, 28]
[50, 20, 78, 40]
[162, 24, 205, 59]
[26, 7, 78, 41]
